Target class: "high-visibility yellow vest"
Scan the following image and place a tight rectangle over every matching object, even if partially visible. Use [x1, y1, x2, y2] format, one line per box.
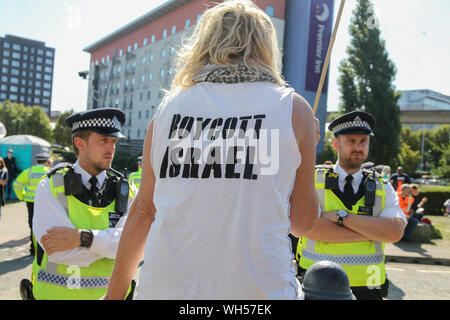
[128, 168, 142, 190]
[297, 168, 387, 287]
[13, 165, 49, 202]
[31, 168, 134, 300]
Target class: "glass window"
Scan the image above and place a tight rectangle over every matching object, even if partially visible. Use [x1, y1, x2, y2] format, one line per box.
[23, 46, 28, 52]
[161, 49, 165, 58]
[170, 48, 175, 56]
[197, 14, 202, 22]
[101, 57, 105, 64]
[35, 81, 41, 87]
[43, 98, 50, 104]
[134, 42, 138, 51]
[266, 6, 275, 17]
[45, 50, 53, 57]
[30, 55, 35, 62]
[119, 49, 123, 57]
[3, 42, 10, 48]
[36, 73, 42, 79]
[106, 55, 110, 62]
[141, 74, 145, 83]
[21, 79, 26, 85]
[142, 56, 146, 64]
[127, 45, 131, 52]
[22, 62, 27, 69]
[171, 25, 176, 34]
[1, 75, 8, 82]
[35, 89, 41, 95]
[147, 91, 151, 100]
[148, 72, 152, 81]
[0, 84, 7, 91]
[10, 94, 18, 101]
[0, 93, 6, 100]
[10, 85, 18, 93]
[36, 65, 43, 71]
[21, 70, 27, 77]
[163, 29, 167, 38]
[160, 69, 164, 78]
[37, 56, 44, 63]
[12, 52, 21, 59]
[137, 129, 141, 138]
[31, 48, 35, 54]
[44, 66, 52, 73]
[23, 54, 28, 61]
[185, 19, 191, 29]
[3, 51, 10, 57]
[44, 74, 51, 81]
[151, 34, 155, 43]
[29, 63, 34, 70]
[11, 60, 20, 67]
[1, 67, 7, 74]
[12, 44, 21, 51]
[11, 68, 19, 76]
[143, 38, 148, 47]
[34, 97, 40, 104]
[37, 49, 44, 55]
[11, 77, 19, 84]
[149, 53, 154, 62]
[43, 90, 50, 97]
[2, 58, 9, 65]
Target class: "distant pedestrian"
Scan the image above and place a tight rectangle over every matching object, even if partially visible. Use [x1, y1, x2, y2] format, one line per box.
[0, 157, 8, 220]
[410, 184, 428, 219]
[4, 149, 19, 200]
[389, 167, 411, 192]
[13, 153, 51, 255]
[444, 199, 450, 217]
[381, 165, 391, 180]
[128, 156, 142, 190]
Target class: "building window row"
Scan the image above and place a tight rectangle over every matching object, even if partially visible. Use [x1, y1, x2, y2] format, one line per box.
[2, 42, 53, 57]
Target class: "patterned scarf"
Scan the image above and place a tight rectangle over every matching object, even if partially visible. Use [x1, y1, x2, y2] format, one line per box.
[193, 63, 279, 85]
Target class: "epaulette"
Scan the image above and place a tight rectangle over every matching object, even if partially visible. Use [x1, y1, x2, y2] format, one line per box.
[315, 164, 334, 170]
[46, 164, 73, 178]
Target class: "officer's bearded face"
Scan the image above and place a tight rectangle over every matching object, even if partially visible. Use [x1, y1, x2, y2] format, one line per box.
[77, 132, 117, 174]
[334, 134, 369, 170]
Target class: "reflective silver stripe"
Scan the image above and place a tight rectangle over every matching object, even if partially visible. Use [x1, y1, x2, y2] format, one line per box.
[372, 180, 384, 217]
[37, 270, 110, 289]
[52, 173, 69, 213]
[301, 249, 384, 266]
[133, 178, 141, 184]
[316, 170, 326, 212]
[302, 240, 384, 266]
[30, 172, 46, 179]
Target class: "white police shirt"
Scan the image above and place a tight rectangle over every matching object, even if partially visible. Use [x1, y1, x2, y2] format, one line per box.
[334, 162, 406, 223]
[33, 161, 133, 268]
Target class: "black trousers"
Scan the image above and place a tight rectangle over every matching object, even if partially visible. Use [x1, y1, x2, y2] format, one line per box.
[26, 202, 34, 252]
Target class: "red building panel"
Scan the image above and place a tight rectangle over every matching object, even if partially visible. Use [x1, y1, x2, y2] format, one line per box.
[90, 0, 285, 63]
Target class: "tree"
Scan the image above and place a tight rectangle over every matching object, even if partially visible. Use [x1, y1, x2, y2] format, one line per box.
[398, 142, 421, 175]
[337, 0, 401, 167]
[53, 110, 75, 148]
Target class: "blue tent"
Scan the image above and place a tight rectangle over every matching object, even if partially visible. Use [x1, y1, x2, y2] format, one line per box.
[0, 135, 51, 200]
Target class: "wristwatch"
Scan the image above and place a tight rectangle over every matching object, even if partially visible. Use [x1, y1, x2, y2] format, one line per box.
[80, 230, 94, 248]
[336, 210, 348, 226]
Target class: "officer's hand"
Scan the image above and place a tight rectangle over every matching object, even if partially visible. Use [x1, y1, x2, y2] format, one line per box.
[41, 227, 82, 255]
[314, 117, 320, 146]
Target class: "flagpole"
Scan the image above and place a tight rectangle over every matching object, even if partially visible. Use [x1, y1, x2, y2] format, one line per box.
[312, 0, 346, 116]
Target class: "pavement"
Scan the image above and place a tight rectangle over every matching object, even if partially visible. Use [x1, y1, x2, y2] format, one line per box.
[385, 239, 450, 266]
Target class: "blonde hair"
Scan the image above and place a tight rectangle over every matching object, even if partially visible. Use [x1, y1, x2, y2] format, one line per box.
[170, 0, 285, 93]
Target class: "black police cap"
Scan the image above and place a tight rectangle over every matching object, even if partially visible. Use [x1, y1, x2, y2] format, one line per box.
[65, 108, 126, 138]
[328, 110, 376, 137]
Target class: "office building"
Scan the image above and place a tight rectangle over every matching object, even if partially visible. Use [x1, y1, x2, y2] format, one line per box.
[0, 34, 55, 115]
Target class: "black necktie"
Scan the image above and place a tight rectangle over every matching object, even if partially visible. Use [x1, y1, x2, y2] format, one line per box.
[344, 175, 354, 206]
[89, 176, 99, 198]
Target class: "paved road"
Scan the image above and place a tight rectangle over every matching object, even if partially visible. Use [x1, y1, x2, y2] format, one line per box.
[1, 202, 450, 300]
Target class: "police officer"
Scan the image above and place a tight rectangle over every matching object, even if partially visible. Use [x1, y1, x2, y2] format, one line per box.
[29, 108, 136, 300]
[13, 152, 51, 255]
[296, 111, 406, 300]
[128, 156, 142, 190]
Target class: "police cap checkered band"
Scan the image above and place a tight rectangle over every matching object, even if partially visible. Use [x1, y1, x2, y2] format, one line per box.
[65, 108, 126, 138]
[328, 111, 376, 136]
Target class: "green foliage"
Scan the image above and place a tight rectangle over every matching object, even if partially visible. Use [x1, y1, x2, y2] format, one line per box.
[398, 142, 421, 175]
[337, 0, 401, 167]
[418, 187, 450, 215]
[316, 131, 337, 164]
[0, 100, 52, 142]
[111, 151, 139, 176]
[53, 110, 75, 148]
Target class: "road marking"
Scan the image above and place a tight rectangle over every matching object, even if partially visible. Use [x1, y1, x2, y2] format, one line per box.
[416, 270, 450, 274]
[386, 267, 404, 271]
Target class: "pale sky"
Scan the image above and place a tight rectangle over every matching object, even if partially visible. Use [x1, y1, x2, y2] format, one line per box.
[1, 0, 449, 113]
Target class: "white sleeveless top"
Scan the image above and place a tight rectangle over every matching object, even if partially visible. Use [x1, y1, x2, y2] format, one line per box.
[136, 82, 303, 300]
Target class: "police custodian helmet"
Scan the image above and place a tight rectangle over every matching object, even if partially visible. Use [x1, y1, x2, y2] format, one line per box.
[328, 110, 376, 137]
[65, 108, 126, 138]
